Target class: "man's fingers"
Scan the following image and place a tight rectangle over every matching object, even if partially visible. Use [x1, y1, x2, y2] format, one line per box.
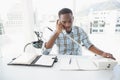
[56, 20, 58, 24]
[103, 53, 116, 60]
[56, 20, 61, 25]
[107, 54, 116, 60]
[110, 56, 116, 60]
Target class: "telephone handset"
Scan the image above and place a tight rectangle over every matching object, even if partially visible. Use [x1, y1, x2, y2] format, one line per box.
[57, 19, 65, 30]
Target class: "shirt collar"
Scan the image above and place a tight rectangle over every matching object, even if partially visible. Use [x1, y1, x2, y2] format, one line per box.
[68, 26, 75, 34]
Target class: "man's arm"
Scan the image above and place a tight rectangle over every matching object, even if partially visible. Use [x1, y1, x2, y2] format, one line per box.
[45, 20, 63, 49]
[79, 28, 116, 60]
[89, 45, 116, 60]
[45, 32, 59, 49]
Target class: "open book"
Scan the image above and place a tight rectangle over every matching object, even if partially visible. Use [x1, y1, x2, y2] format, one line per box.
[60, 56, 118, 71]
[8, 53, 57, 67]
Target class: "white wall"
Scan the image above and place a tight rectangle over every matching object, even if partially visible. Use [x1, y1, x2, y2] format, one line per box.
[87, 10, 120, 61]
[1, 0, 35, 58]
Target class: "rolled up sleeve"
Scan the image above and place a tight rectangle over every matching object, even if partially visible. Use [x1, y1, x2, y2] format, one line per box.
[42, 47, 52, 55]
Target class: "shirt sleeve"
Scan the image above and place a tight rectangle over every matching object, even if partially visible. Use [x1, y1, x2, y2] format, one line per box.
[79, 28, 92, 49]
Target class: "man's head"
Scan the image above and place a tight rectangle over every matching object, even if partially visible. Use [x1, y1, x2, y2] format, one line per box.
[58, 8, 74, 33]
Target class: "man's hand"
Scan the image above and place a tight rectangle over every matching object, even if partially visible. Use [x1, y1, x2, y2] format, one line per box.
[101, 52, 116, 60]
[56, 20, 64, 34]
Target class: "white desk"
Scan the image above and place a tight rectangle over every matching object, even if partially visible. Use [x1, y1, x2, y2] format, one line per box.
[1, 55, 119, 80]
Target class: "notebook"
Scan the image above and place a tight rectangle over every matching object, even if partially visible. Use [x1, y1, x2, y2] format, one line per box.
[8, 53, 57, 67]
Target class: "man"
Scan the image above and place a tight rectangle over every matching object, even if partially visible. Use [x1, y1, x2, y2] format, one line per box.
[44, 8, 115, 60]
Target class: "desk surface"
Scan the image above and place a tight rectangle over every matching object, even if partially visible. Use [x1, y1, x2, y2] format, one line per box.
[0, 55, 120, 80]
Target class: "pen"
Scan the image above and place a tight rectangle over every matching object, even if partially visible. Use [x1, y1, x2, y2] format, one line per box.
[48, 27, 53, 32]
[69, 58, 72, 64]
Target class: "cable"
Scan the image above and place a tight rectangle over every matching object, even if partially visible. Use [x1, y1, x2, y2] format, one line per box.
[23, 31, 44, 52]
[23, 42, 32, 52]
[47, 27, 83, 47]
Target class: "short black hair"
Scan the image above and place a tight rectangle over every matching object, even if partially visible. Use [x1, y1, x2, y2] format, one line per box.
[58, 8, 73, 17]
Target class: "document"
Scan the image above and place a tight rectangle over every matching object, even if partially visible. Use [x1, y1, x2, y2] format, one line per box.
[60, 57, 79, 70]
[60, 56, 117, 71]
[76, 58, 98, 70]
[8, 53, 57, 67]
[11, 53, 38, 64]
[35, 55, 57, 66]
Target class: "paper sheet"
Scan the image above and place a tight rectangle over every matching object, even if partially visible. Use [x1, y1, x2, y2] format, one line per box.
[60, 57, 79, 70]
[35, 55, 56, 66]
[12, 53, 38, 64]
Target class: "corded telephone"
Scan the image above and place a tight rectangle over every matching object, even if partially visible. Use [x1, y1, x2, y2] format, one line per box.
[76, 56, 118, 70]
[91, 57, 118, 70]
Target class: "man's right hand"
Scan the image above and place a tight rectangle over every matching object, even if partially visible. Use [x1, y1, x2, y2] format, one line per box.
[56, 20, 64, 34]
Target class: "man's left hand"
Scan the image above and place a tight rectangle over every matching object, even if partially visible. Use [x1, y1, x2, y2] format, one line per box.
[101, 52, 116, 60]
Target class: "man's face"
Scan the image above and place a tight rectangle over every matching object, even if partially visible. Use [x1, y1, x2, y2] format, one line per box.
[59, 13, 74, 33]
